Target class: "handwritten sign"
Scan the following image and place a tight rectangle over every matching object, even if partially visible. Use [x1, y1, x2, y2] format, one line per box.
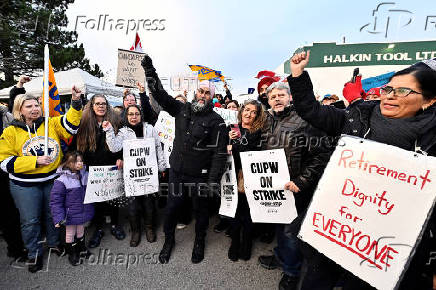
[123, 138, 159, 196]
[154, 111, 174, 168]
[116, 49, 146, 87]
[298, 136, 436, 290]
[240, 149, 298, 224]
[213, 107, 238, 126]
[84, 166, 124, 204]
[219, 155, 238, 218]
[154, 111, 175, 146]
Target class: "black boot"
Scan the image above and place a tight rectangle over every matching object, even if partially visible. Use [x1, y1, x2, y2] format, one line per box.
[129, 216, 141, 247]
[228, 228, 240, 262]
[28, 255, 43, 273]
[76, 236, 92, 259]
[88, 229, 104, 248]
[191, 235, 205, 264]
[159, 236, 175, 264]
[144, 225, 156, 243]
[65, 243, 80, 266]
[239, 229, 252, 261]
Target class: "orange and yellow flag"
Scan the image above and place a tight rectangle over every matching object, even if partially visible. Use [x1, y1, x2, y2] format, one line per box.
[42, 60, 63, 117]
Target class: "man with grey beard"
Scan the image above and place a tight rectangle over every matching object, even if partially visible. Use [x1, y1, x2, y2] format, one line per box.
[141, 55, 228, 264]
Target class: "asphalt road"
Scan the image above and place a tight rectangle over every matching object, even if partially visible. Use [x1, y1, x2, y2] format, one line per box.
[0, 214, 282, 290]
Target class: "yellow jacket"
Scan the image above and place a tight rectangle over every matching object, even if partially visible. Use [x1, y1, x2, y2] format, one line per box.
[0, 106, 82, 184]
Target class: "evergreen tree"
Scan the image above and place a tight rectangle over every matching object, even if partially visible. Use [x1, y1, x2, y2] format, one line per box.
[0, 0, 103, 89]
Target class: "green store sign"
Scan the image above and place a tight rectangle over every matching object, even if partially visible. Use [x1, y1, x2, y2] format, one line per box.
[283, 40, 436, 73]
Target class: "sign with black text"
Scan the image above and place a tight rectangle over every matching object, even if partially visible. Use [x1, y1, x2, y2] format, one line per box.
[84, 166, 124, 203]
[240, 149, 298, 224]
[123, 138, 159, 196]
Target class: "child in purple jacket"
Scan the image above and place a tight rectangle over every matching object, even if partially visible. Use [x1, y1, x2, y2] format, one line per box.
[50, 151, 94, 266]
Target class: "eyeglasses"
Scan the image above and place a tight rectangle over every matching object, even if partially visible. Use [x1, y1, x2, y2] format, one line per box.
[242, 108, 258, 116]
[380, 86, 422, 98]
[127, 113, 141, 117]
[94, 102, 107, 107]
[197, 88, 211, 96]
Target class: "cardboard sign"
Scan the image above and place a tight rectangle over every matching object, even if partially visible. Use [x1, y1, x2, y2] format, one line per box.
[84, 166, 124, 204]
[298, 136, 436, 290]
[123, 138, 159, 196]
[213, 107, 238, 126]
[116, 49, 146, 87]
[240, 149, 298, 224]
[219, 155, 238, 218]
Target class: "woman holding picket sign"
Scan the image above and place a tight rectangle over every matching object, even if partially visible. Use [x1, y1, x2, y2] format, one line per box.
[288, 52, 436, 289]
[102, 104, 166, 246]
[227, 99, 266, 261]
[75, 94, 126, 248]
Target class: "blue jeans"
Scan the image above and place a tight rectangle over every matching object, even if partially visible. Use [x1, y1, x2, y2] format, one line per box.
[274, 224, 302, 277]
[9, 180, 60, 259]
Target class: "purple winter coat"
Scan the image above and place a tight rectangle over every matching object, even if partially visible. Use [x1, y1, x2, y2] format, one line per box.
[50, 167, 94, 226]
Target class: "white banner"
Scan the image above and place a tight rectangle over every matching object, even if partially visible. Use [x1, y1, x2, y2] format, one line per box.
[84, 166, 124, 204]
[213, 107, 238, 126]
[123, 138, 159, 196]
[240, 149, 298, 224]
[219, 155, 238, 218]
[298, 136, 436, 290]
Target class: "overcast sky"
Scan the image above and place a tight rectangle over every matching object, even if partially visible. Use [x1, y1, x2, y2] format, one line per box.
[66, 0, 436, 96]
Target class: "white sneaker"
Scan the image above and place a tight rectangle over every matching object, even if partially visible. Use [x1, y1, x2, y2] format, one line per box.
[176, 223, 187, 230]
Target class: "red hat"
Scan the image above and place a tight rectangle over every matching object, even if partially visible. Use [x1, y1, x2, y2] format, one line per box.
[366, 87, 381, 97]
[257, 76, 281, 93]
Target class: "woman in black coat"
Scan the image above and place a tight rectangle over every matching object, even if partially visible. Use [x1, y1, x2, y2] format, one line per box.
[288, 52, 436, 289]
[227, 99, 266, 262]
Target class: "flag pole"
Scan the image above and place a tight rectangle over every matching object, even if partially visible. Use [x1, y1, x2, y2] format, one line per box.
[43, 44, 49, 156]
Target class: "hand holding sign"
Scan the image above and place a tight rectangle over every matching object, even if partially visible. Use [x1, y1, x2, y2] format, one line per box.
[136, 82, 145, 93]
[291, 50, 310, 78]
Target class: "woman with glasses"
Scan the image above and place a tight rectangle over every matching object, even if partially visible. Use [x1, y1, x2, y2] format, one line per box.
[75, 95, 126, 248]
[227, 99, 266, 262]
[102, 105, 166, 246]
[289, 52, 436, 289]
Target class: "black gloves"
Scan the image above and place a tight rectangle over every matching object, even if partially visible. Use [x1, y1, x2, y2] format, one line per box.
[141, 54, 156, 75]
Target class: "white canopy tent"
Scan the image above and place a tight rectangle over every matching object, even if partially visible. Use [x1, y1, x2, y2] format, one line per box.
[0, 68, 125, 105]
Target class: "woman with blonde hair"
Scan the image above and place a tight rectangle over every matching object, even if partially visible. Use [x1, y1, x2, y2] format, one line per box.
[0, 87, 82, 272]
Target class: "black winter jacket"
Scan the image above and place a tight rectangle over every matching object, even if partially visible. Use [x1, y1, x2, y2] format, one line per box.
[261, 105, 332, 214]
[288, 71, 436, 286]
[145, 69, 228, 183]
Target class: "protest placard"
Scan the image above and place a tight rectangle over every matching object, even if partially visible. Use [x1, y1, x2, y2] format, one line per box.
[154, 111, 175, 146]
[84, 166, 124, 204]
[116, 49, 146, 87]
[219, 155, 238, 218]
[213, 107, 238, 126]
[240, 149, 298, 224]
[154, 111, 174, 168]
[298, 136, 436, 290]
[123, 138, 159, 196]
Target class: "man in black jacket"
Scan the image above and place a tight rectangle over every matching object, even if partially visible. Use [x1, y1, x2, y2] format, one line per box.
[258, 82, 332, 290]
[141, 55, 228, 264]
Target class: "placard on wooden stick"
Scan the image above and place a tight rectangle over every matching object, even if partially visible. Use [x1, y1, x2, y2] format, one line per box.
[298, 136, 436, 290]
